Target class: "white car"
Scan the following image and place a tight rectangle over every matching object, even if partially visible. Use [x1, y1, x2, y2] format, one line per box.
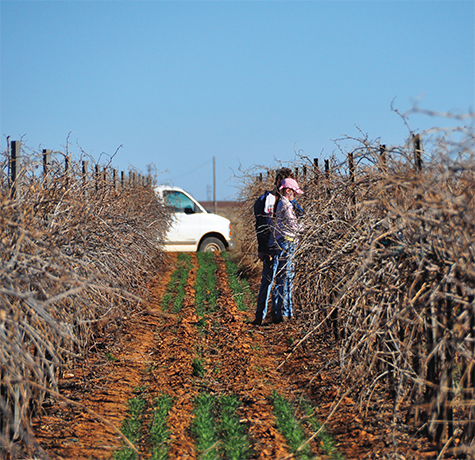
[155, 185, 233, 252]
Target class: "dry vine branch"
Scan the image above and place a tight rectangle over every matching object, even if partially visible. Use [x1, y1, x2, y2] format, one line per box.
[0, 149, 171, 458]
[236, 112, 474, 456]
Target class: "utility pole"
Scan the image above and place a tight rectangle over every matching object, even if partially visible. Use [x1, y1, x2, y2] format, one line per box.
[213, 156, 217, 214]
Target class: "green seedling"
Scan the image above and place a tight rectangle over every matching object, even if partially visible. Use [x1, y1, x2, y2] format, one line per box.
[106, 352, 119, 362]
[191, 393, 219, 460]
[195, 252, 219, 324]
[113, 396, 147, 460]
[149, 394, 174, 460]
[221, 252, 254, 311]
[300, 400, 345, 460]
[218, 395, 253, 460]
[162, 253, 192, 313]
[270, 391, 313, 460]
[197, 317, 207, 332]
[144, 363, 158, 373]
[192, 358, 206, 378]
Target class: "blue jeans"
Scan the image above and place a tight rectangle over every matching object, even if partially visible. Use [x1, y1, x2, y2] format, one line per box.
[273, 240, 296, 321]
[255, 248, 279, 321]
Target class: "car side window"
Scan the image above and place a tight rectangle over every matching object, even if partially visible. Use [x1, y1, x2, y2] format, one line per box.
[163, 191, 202, 213]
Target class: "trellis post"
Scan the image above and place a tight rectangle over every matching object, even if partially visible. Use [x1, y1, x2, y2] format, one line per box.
[65, 155, 71, 187]
[82, 161, 88, 199]
[413, 134, 423, 171]
[348, 152, 355, 183]
[313, 158, 319, 185]
[379, 144, 387, 173]
[348, 151, 356, 205]
[43, 149, 52, 188]
[10, 140, 21, 199]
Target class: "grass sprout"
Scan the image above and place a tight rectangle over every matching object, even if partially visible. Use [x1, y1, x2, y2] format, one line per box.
[195, 252, 219, 321]
[113, 396, 147, 460]
[161, 253, 192, 313]
[191, 393, 219, 460]
[221, 253, 253, 312]
[149, 394, 174, 460]
[217, 395, 253, 460]
[192, 357, 206, 378]
[270, 391, 313, 460]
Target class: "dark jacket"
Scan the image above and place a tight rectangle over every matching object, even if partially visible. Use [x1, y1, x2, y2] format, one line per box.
[254, 191, 274, 254]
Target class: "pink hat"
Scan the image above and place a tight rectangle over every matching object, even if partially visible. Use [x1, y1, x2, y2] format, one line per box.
[279, 178, 303, 194]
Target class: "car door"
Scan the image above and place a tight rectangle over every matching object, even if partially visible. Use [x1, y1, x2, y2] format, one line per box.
[163, 190, 203, 244]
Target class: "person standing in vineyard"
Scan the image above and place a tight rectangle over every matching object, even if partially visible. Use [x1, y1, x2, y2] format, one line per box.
[251, 168, 293, 326]
[272, 178, 304, 323]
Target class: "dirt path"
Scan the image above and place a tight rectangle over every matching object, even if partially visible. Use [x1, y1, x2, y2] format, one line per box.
[32, 253, 436, 460]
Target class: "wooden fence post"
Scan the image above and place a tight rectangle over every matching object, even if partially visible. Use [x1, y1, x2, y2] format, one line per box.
[43, 149, 51, 188]
[10, 140, 21, 199]
[95, 165, 100, 191]
[379, 144, 387, 173]
[121, 171, 125, 188]
[348, 152, 355, 183]
[413, 134, 423, 171]
[348, 152, 356, 205]
[313, 158, 319, 185]
[82, 161, 88, 199]
[82, 161, 88, 183]
[65, 155, 71, 187]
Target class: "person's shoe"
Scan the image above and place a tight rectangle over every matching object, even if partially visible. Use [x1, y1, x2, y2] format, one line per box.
[250, 318, 262, 326]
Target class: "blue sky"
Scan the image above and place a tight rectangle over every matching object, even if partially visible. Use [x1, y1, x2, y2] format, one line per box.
[1, 0, 474, 201]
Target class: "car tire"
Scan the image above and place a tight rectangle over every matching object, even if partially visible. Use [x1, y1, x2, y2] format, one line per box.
[199, 237, 225, 252]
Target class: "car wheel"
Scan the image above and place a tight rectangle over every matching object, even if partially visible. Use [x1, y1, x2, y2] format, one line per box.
[199, 237, 225, 252]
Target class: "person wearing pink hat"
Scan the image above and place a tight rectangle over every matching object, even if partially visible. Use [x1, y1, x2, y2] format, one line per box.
[251, 168, 293, 326]
[272, 177, 304, 323]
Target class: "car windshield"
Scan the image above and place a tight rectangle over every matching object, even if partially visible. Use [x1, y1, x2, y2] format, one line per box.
[163, 191, 202, 213]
